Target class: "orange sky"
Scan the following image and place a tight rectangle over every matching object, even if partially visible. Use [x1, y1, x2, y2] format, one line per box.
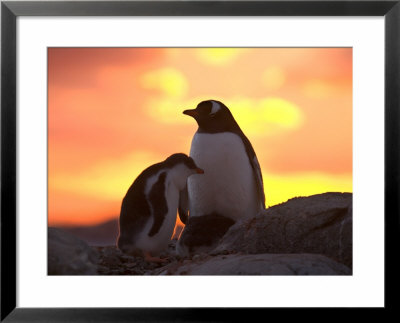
[48, 48, 352, 226]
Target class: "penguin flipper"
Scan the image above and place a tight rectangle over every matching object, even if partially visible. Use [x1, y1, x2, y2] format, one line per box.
[148, 172, 168, 237]
[238, 132, 266, 210]
[118, 198, 150, 252]
[178, 185, 189, 225]
[251, 154, 266, 210]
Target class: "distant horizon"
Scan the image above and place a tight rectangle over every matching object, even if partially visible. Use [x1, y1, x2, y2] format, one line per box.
[48, 48, 352, 227]
[50, 190, 353, 228]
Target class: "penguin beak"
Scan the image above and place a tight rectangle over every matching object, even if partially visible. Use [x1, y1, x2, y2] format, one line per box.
[196, 168, 204, 174]
[183, 109, 198, 118]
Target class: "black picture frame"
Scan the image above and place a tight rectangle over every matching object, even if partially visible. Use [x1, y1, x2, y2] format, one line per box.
[1, 0, 399, 321]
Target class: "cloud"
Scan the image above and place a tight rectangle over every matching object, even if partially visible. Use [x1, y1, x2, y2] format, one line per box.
[195, 48, 246, 66]
[145, 96, 304, 137]
[140, 67, 188, 97]
[144, 97, 203, 125]
[302, 79, 337, 99]
[227, 97, 304, 136]
[262, 65, 286, 91]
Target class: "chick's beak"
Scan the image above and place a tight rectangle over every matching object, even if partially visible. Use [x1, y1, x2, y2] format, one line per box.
[196, 168, 204, 174]
[183, 109, 198, 118]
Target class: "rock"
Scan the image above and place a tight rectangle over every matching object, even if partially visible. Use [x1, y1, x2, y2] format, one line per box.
[96, 246, 122, 267]
[120, 254, 136, 263]
[54, 218, 119, 246]
[96, 245, 175, 275]
[192, 254, 201, 261]
[214, 192, 352, 268]
[48, 227, 99, 275]
[152, 253, 351, 275]
[48, 193, 353, 276]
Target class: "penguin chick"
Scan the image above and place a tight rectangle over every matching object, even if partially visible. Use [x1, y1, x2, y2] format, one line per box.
[177, 100, 265, 256]
[117, 153, 204, 263]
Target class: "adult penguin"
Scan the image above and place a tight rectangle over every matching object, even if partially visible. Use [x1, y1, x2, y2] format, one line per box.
[177, 100, 265, 256]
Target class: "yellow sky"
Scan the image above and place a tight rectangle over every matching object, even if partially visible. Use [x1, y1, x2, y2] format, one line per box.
[48, 48, 352, 226]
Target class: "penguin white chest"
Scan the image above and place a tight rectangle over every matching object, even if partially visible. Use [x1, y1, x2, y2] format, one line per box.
[188, 132, 258, 220]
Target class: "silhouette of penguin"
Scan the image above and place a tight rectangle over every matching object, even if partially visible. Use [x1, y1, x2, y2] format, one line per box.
[177, 100, 265, 256]
[117, 153, 204, 262]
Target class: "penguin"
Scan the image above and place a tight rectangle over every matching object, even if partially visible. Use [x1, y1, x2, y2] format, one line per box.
[117, 153, 204, 263]
[176, 100, 265, 256]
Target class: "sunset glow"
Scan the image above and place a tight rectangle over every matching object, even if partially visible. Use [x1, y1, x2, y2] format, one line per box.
[48, 48, 352, 226]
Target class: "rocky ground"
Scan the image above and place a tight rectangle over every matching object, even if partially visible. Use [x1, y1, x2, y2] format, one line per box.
[48, 192, 352, 275]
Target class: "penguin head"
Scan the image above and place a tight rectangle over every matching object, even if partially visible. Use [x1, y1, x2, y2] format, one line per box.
[164, 153, 204, 189]
[183, 100, 238, 133]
